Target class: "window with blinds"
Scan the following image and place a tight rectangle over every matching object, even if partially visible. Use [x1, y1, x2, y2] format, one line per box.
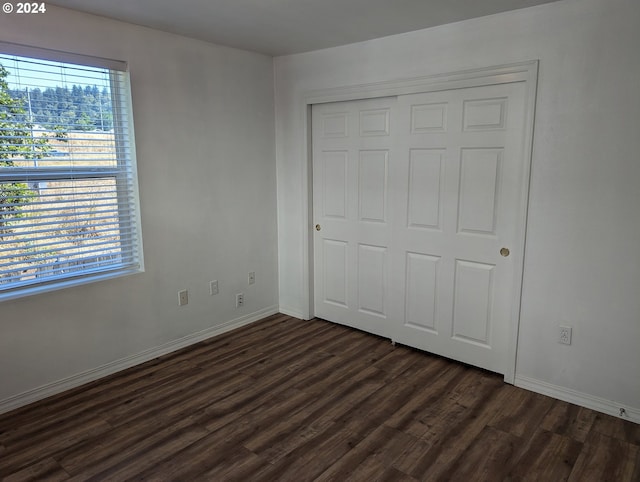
[0, 44, 143, 301]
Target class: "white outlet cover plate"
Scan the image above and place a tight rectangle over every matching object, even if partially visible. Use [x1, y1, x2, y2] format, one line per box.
[559, 325, 572, 345]
[178, 290, 188, 306]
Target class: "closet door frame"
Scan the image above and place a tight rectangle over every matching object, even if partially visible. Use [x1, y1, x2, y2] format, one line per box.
[301, 61, 539, 383]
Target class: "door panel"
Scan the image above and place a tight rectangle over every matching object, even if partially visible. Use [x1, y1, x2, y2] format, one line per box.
[313, 97, 396, 337]
[313, 82, 528, 375]
[462, 97, 508, 131]
[407, 149, 444, 230]
[458, 148, 502, 235]
[452, 259, 495, 346]
[322, 239, 348, 308]
[360, 108, 390, 136]
[358, 150, 388, 223]
[357, 243, 387, 317]
[405, 252, 440, 332]
[411, 102, 448, 133]
[321, 151, 348, 219]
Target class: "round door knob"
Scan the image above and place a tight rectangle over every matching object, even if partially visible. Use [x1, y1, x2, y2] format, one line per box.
[315, 224, 321, 231]
[500, 247, 510, 257]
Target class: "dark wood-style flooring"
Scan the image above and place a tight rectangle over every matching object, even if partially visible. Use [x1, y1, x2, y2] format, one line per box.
[0, 314, 639, 481]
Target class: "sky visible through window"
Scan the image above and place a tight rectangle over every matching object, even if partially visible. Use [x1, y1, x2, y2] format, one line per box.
[0, 53, 115, 134]
[0, 54, 110, 91]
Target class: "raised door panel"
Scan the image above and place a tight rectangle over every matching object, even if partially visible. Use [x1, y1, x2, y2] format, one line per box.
[411, 102, 448, 133]
[407, 149, 444, 230]
[452, 260, 495, 347]
[321, 151, 348, 219]
[358, 150, 388, 223]
[321, 112, 349, 138]
[463, 98, 507, 131]
[360, 108, 390, 137]
[323, 239, 349, 308]
[405, 252, 439, 333]
[457, 148, 502, 236]
[358, 244, 387, 317]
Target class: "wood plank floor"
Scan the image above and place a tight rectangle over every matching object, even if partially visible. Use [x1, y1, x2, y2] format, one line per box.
[1, 314, 638, 481]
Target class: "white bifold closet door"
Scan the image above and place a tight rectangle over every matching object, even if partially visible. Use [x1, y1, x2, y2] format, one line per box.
[312, 82, 527, 375]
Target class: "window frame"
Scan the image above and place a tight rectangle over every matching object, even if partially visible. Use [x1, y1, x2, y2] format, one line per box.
[0, 42, 144, 302]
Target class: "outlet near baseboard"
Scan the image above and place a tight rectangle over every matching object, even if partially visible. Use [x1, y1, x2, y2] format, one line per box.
[559, 325, 572, 345]
[178, 290, 188, 307]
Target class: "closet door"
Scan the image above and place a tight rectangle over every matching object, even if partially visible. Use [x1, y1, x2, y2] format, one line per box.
[312, 81, 529, 375]
[312, 97, 398, 338]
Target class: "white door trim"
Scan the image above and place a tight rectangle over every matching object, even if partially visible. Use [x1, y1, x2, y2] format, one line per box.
[301, 61, 538, 383]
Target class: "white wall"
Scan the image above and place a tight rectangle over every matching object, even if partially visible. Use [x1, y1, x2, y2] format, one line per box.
[0, 6, 278, 409]
[275, 0, 640, 418]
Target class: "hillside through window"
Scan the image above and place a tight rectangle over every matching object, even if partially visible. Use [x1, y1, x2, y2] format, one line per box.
[0, 45, 143, 300]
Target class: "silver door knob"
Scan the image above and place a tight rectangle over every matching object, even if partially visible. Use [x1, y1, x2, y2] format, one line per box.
[500, 247, 510, 257]
[315, 224, 321, 231]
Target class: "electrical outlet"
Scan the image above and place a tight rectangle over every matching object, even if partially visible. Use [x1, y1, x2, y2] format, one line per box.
[559, 325, 572, 345]
[178, 290, 188, 306]
[236, 292, 244, 308]
[248, 271, 255, 285]
[210, 280, 219, 295]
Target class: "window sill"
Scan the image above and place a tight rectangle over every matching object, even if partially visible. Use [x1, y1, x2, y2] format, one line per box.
[0, 266, 144, 303]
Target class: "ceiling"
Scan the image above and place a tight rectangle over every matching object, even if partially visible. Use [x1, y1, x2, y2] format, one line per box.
[48, 0, 561, 56]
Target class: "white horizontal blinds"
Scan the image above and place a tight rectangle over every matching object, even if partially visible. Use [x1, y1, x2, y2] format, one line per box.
[0, 42, 127, 72]
[0, 51, 141, 294]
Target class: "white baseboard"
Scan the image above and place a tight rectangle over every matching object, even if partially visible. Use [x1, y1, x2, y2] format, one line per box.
[278, 304, 309, 320]
[0, 305, 279, 416]
[515, 375, 640, 424]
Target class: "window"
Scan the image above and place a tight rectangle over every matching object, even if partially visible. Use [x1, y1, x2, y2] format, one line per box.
[0, 43, 143, 301]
